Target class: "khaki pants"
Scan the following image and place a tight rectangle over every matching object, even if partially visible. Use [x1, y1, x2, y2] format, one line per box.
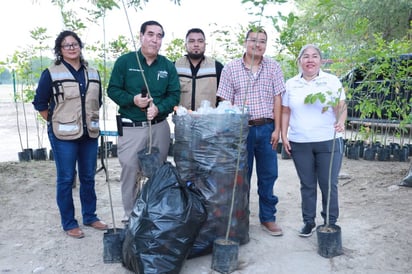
[117, 120, 170, 216]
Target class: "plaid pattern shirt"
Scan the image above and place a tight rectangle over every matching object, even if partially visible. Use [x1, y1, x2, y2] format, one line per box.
[217, 56, 285, 120]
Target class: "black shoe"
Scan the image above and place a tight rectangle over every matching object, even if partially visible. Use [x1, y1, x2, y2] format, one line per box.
[299, 223, 316, 237]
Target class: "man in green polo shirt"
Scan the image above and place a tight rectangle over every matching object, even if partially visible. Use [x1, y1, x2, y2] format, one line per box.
[107, 20, 180, 222]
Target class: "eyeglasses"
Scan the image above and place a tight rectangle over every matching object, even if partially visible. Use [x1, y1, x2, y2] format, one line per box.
[61, 43, 80, 50]
[246, 39, 267, 45]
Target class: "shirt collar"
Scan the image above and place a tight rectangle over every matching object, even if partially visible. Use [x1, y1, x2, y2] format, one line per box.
[299, 69, 327, 80]
[242, 53, 265, 68]
[138, 48, 158, 65]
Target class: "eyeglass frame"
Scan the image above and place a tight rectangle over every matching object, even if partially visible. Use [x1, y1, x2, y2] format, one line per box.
[246, 39, 267, 45]
[61, 43, 80, 50]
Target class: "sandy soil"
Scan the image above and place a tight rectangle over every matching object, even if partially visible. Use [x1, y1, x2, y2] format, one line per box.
[1, 153, 411, 274]
[0, 94, 411, 274]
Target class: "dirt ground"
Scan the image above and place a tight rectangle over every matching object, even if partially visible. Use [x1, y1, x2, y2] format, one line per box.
[1, 152, 411, 274]
[0, 94, 412, 274]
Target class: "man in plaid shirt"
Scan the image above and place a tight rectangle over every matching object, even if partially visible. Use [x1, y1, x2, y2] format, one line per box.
[217, 27, 285, 236]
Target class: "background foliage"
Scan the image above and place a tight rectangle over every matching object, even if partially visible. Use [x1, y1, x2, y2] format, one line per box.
[0, 0, 411, 138]
[1, 0, 411, 80]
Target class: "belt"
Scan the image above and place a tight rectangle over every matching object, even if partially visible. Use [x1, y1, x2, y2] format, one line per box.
[248, 118, 274, 126]
[122, 118, 165, 127]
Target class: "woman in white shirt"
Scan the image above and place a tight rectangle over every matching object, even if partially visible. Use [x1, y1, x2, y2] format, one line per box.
[281, 44, 347, 237]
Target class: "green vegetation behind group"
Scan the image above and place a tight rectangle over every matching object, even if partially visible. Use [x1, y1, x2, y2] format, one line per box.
[1, 0, 411, 105]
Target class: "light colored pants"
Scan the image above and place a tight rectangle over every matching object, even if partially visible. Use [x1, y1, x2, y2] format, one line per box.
[117, 120, 170, 217]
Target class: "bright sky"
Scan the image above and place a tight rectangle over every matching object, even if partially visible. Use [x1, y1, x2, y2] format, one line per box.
[0, 0, 294, 60]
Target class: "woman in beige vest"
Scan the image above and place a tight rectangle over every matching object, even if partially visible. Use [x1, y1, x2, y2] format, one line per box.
[33, 30, 107, 238]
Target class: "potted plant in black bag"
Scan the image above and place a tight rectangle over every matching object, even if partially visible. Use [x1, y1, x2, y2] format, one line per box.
[11, 67, 31, 162]
[304, 88, 346, 258]
[31, 28, 50, 161]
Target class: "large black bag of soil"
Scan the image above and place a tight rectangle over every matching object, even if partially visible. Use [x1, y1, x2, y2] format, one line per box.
[173, 113, 250, 259]
[122, 162, 207, 274]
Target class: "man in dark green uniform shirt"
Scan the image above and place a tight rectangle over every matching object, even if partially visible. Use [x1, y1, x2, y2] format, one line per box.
[107, 20, 180, 221]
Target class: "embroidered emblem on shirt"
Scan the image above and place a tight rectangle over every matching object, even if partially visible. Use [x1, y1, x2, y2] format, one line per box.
[315, 80, 327, 86]
[157, 70, 168, 80]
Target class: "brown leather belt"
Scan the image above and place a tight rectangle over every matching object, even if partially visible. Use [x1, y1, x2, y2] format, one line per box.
[248, 118, 274, 126]
[122, 118, 165, 127]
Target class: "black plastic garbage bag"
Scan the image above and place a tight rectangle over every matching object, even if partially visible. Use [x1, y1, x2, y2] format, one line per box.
[173, 113, 250, 259]
[122, 162, 207, 274]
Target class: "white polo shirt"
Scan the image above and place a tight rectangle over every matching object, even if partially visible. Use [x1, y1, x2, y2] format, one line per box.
[282, 70, 345, 143]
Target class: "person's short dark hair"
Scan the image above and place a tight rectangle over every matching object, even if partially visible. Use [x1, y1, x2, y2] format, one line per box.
[245, 27, 267, 40]
[53, 30, 85, 65]
[185, 28, 205, 39]
[140, 20, 165, 38]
